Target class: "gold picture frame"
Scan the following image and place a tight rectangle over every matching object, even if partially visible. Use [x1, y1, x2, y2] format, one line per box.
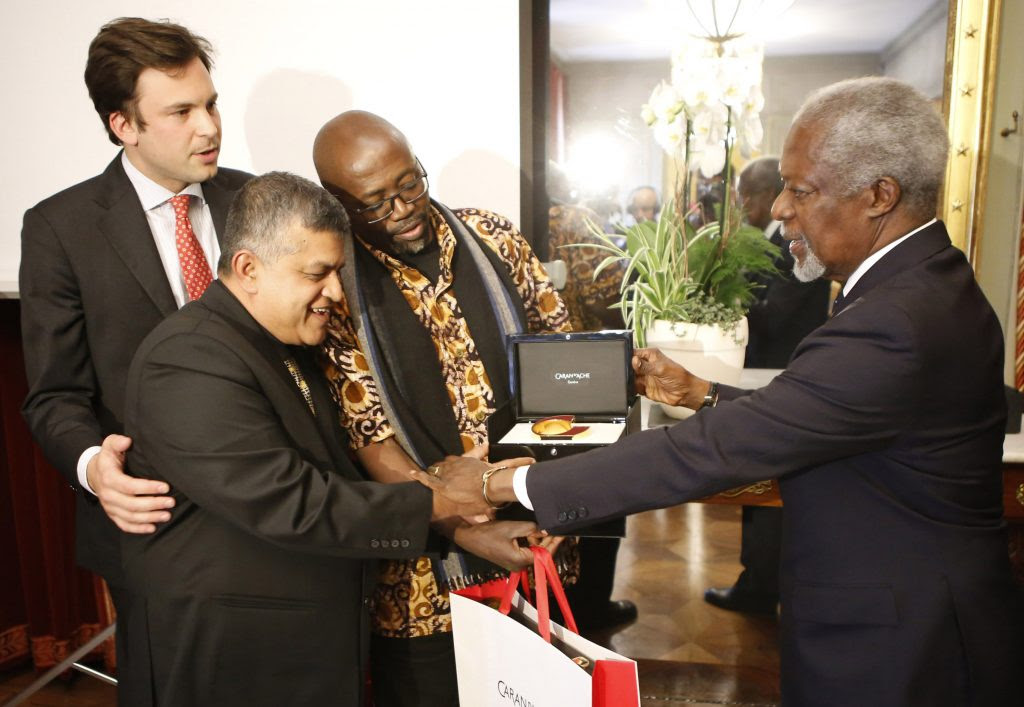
[941, 0, 1004, 262]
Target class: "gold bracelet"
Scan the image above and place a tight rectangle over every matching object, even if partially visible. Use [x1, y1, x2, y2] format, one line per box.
[482, 465, 511, 510]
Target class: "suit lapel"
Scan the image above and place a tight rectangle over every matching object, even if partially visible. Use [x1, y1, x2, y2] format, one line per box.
[94, 156, 177, 316]
[200, 283, 359, 478]
[203, 174, 234, 246]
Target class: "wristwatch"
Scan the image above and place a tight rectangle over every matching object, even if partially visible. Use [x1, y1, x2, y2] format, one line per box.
[699, 381, 720, 410]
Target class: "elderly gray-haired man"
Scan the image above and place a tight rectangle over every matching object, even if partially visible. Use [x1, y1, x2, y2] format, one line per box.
[416, 77, 1024, 706]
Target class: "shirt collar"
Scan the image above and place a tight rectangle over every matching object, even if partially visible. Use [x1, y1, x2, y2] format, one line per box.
[842, 218, 936, 296]
[121, 152, 206, 211]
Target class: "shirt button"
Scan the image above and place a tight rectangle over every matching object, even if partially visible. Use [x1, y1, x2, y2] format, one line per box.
[567, 509, 577, 520]
[370, 539, 380, 549]
[400, 539, 410, 548]
[578, 507, 589, 519]
[557, 511, 568, 522]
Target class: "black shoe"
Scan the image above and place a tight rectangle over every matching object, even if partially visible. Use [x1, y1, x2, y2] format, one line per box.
[573, 599, 638, 631]
[704, 586, 778, 615]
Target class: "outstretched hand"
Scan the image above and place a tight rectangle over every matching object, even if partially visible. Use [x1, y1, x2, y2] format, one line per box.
[87, 434, 175, 533]
[632, 348, 709, 410]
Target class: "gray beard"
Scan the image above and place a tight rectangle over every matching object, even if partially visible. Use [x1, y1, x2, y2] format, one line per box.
[793, 239, 826, 282]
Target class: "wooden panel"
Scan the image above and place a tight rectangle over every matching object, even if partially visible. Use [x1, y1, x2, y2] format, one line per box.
[1003, 465, 1024, 520]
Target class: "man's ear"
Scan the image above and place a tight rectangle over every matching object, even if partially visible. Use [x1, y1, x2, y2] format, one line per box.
[109, 111, 138, 147]
[232, 250, 260, 294]
[866, 176, 901, 217]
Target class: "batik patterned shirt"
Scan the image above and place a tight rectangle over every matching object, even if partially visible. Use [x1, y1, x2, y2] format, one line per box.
[323, 204, 570, 638]
[548, 204, 627, 331]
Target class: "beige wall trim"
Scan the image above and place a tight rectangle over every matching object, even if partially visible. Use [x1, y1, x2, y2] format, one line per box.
[942, 0, 1003, 261]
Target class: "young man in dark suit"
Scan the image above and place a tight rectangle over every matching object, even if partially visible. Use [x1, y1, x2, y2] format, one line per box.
[419, 77, 1024, 706]
[19, 18, 250, 697]
[120, 172, 538, 706]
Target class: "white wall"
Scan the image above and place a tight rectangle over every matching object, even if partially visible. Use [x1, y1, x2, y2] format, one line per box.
[881, 2, 948, 100]
[0, 0, 522, 290]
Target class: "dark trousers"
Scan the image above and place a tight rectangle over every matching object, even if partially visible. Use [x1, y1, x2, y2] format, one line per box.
[562, 536, 619, 619]
[106, 583, 141, 707]
[370, 632, 459, 707]
[734, 506, 782, 598]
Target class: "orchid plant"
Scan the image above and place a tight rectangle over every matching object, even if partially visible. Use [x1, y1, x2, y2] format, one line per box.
[581, 34, 778, 347]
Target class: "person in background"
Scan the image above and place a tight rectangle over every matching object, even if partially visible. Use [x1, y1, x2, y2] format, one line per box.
[545, 164, 637, 633]
[623, 185, 660, 227]
[703, 156, 830, 615]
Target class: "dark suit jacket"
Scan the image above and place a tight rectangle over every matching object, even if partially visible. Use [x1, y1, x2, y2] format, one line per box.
[19, 155, 251, 582]
[121, 280, 433, 706]
[527, 222, 1024, 706]
[745, 222, 830, 368]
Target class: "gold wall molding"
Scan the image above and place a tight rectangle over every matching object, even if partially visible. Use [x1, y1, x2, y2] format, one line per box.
[942, 0, 1003, 261]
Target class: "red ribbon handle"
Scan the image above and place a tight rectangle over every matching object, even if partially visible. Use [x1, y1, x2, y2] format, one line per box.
[497, 546, 578, 642]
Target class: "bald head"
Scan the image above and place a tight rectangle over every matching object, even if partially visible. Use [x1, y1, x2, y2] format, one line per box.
[627, 186, 659, 223]
[312, 110, 432, 255]
[738, 157, 782, 230]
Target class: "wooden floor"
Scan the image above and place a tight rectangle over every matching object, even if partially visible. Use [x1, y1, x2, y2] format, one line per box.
[0, 504, 780, 706]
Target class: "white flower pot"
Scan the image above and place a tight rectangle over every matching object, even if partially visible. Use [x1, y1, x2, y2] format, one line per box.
[644, 317, 749, 419]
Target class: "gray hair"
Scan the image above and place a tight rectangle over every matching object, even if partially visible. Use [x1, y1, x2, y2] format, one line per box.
[219, 171, 351, 273]
[739, 156, 782, 198]
[793, 77, 948, 217]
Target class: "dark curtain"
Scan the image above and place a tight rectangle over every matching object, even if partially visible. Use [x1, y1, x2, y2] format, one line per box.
[0, 299, 114, 673]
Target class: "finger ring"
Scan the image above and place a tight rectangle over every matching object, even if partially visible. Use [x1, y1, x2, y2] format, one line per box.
[427, 464, 442, 478]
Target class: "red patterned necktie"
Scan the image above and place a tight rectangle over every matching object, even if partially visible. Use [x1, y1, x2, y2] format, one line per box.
[170, 194, 213, 301]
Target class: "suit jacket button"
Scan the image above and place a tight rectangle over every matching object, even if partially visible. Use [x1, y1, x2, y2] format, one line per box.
[558, 511, 568, 522]
[567, 509, 577, 520]
[370, 539, 380, 549]
[578, 507, 588, 518]
[400, 539, 410, 548]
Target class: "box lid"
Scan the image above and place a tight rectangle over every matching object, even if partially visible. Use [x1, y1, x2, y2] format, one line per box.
[507, 330, 636, 420]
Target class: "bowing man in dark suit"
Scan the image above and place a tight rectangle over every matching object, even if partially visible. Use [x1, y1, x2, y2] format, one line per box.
[703, 156, 831, 615]
[121, 172, 539, 706]
[19, 18, 250, 696]
[416, 77, 1024, 706]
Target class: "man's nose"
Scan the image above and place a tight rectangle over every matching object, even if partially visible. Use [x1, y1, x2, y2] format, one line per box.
[390, 196, 416, 220]
[771, 191, 790, 221]
[323, 269, 343, 301]
[195, 107, 219, 137]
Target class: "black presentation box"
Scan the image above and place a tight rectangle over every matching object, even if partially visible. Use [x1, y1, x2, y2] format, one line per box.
[487, 331, 640, 537]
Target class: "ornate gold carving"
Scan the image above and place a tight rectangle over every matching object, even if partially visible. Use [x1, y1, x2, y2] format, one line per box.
[1016, 482, 1024, 507]
[941, 0, 1004, 262]
[719, 480, 774, 498]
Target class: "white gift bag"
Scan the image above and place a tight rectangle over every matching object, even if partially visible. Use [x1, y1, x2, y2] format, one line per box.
[451, 547, 640, 707]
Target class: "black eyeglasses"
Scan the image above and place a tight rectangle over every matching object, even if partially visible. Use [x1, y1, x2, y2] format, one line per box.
[348, 159, 429, 224]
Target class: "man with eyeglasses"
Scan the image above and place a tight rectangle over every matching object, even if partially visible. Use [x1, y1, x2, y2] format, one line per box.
[312, 110, 574, 706]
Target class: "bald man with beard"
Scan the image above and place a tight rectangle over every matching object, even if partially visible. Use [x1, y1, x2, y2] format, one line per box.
[312, 111, 577, 706]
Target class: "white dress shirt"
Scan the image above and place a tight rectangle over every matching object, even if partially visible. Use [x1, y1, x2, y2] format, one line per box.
[76, 154, 220, 493]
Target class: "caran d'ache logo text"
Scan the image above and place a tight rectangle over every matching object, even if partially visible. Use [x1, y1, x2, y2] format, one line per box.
[553, 371, 591, 385]
[497, 680, 535, 706]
